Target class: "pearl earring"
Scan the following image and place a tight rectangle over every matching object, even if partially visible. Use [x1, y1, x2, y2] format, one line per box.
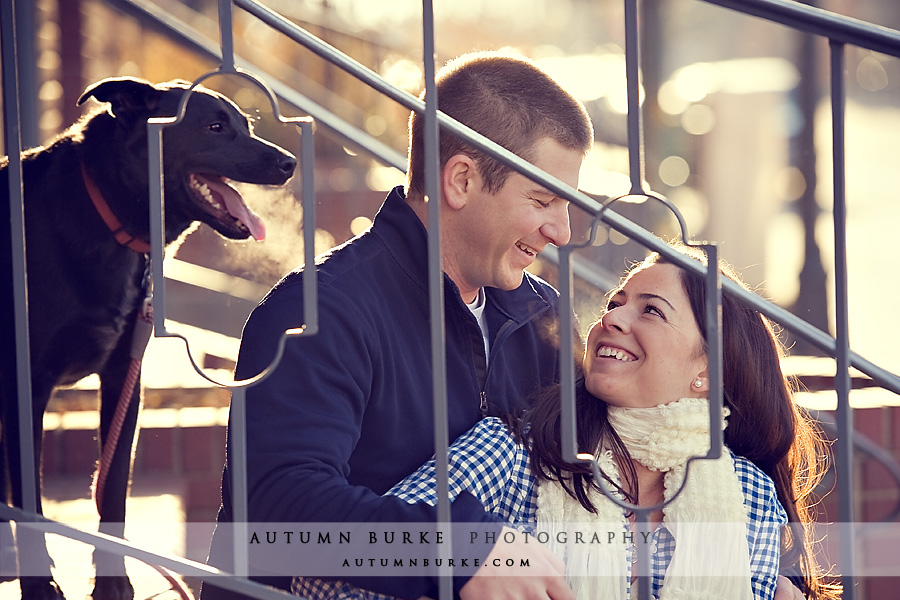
[693, 380, 703, 388]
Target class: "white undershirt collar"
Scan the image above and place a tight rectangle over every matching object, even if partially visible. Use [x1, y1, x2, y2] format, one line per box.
[465, 288, 490, 363]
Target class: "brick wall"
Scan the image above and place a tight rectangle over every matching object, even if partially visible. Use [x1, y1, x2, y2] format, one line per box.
[41, 386, 230, 525]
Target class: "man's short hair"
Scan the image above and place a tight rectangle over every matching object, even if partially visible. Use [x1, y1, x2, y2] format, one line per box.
[405, 51, 594, 199]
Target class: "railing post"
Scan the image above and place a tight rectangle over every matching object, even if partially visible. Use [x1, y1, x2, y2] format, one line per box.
[2, 0, 38, 518]
[558, 246, 579, 464]
[829, 38, 856, 600]
[420, 2, 453, 599]
[624, 0, 646, 195]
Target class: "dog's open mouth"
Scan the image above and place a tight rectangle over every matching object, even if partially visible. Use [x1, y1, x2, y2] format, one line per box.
[188, 173, 266, 241]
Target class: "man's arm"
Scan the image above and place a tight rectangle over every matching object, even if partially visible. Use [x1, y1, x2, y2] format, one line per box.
[228, 282, 497, 598]
[389, 418, 573, 599]
[236, 284, 397, 523]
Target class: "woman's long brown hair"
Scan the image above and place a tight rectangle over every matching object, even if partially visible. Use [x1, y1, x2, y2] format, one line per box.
[519, 243, 840, 599]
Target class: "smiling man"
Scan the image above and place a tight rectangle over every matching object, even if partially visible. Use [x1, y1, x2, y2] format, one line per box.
[202, 51, 593, 600]
[428, 136, 579, 303]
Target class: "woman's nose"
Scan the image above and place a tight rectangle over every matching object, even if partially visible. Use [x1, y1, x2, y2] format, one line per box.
[600, 307, 631, 333]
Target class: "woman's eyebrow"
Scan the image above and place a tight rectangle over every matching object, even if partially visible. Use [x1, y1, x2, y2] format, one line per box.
[637, 292, 676, 311]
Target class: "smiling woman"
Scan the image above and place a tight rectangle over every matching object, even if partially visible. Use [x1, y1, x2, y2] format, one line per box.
[518, 242, 840, 600]
[378, 241, 840, 600]
[582, 261, 709, 409]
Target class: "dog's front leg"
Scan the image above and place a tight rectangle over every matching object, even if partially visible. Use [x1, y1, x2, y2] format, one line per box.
[8, 376, 68, 600]
[90, 345, 140, 600]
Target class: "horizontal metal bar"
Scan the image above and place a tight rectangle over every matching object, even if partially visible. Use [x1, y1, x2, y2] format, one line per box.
[234, 0, 421, 111]
[109, 0, 405, 171]
[130, 0, 900, 397]
[0, 504, 296, 600]
[229, 2, 609, 214]
[701, 0, 900, 57]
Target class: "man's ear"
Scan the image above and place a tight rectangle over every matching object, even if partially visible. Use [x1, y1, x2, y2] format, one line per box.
[442, 153, 477, 210]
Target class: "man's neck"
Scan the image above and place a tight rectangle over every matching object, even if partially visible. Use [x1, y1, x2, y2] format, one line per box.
[406, 192, 429, 227]
[465, 288, 485, 309]
[458, 287, 479, 305]
[405, 191, 480, 304]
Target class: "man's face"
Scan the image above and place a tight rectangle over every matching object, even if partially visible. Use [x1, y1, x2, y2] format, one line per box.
[445, 137, 583, 302]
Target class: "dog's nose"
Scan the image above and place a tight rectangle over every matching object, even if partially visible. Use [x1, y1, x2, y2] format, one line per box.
[279, 155, 298, 177]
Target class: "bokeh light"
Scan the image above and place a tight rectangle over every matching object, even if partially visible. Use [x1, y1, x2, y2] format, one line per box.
[658, 155, 690, 187]
[350, 216, 373, 236]
[681, 104, 715, 135]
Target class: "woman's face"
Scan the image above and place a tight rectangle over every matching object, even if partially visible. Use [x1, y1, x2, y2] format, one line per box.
[582, 263, 709, 408]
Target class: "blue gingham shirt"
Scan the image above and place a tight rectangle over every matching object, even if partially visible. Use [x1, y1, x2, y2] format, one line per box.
[293, 417, 787, 600]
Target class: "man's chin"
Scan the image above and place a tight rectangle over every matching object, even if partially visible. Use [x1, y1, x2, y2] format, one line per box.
[495, 270, 526, 291]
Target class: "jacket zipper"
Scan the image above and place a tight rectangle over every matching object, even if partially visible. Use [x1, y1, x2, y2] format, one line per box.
[477, 296, 551, 418]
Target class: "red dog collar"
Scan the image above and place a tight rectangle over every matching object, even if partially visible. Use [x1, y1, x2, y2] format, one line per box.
[81, 164, 152, 254]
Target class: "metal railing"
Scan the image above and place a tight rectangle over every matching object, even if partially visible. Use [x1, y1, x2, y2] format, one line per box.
[3, 1, 900, 599]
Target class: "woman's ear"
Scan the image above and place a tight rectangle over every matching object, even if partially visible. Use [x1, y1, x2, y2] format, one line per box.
[442, 153, 477, 211]
[691, 368, 710, 394]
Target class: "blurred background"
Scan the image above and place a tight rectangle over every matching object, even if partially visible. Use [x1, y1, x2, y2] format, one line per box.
[3, 0, 900, 598]
[8, 0, 900, 365]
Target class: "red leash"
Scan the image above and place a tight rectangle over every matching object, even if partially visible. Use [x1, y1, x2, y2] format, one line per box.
[92, 295, 153, 511]
[83, 167, 194, 600]
[89, 272, 194, 600]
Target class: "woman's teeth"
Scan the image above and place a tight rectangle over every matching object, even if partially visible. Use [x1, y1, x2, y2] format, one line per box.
[597, 346, 635, 362]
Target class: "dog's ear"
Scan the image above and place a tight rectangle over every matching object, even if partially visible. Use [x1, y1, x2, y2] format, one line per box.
[77, 77, 165, 119]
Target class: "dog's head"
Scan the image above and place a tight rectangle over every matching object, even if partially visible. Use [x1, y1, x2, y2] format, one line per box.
[78, 77, 297, 242]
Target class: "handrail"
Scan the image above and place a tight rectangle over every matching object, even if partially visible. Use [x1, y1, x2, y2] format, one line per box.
[232, 0, 900, 399]
[107, 0, 406, 171]
[703, 0, 900, 57]
[0, 504, 296, 600]
[4, 1, 900, 599]
[114, 0, 900, 395]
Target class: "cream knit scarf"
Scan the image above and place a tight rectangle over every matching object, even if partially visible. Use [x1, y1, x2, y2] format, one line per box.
[536, 397, 753, 600]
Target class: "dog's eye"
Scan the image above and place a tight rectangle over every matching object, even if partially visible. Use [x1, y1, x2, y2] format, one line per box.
[208, 122, 224, 133]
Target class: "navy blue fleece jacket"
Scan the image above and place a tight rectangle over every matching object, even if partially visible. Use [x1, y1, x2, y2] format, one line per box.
[207, 186, 562, 599]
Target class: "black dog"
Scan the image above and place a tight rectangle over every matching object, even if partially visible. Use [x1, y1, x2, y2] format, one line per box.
[0, 77, 296, 600]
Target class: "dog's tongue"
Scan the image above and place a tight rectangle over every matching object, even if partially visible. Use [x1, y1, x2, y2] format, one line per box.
[205, 176, 266, 241]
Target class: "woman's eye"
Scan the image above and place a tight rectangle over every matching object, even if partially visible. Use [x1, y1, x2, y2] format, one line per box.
[645, 304, 665, 318]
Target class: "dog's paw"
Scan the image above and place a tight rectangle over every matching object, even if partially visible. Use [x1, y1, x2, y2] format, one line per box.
[89, 576, 134, 600]
[19, 576, 66, 600]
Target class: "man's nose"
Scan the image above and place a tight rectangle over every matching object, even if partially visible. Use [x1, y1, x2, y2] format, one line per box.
[540, 201, 571, 247]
